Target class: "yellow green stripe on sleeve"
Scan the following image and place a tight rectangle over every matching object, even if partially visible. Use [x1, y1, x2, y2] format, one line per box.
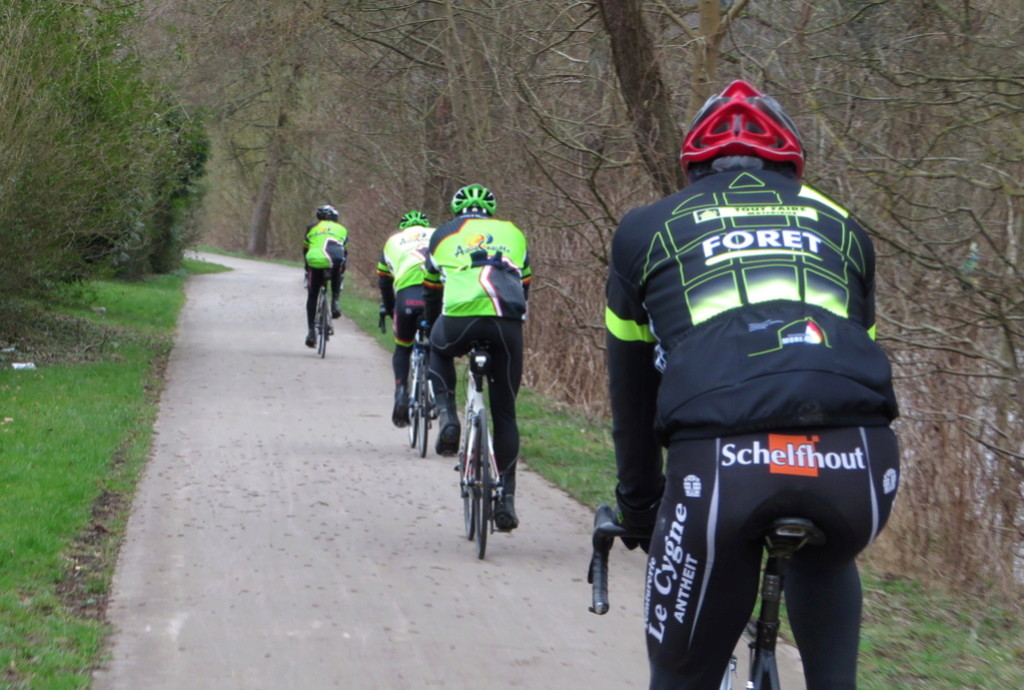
[605, 306, 656, 343]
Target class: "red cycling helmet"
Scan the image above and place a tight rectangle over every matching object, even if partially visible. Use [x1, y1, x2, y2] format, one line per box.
[680, 80, 805, 178]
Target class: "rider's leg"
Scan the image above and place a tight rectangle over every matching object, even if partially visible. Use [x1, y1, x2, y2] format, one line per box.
[391, 342, 413, 427]
[784, 558, 861, 690]
[480, 319, 523, 530]
[305, 269, 324, 347]
[647, 438, 763, 689]
[428, 316, 462, 455]
[781, 426, 900, 690]
[392, 292, 419, 386]
[391, 311, 415, 428]
[329, 257, 343, 317]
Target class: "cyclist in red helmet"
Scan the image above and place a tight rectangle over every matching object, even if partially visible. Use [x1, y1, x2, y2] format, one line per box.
[605, 80, 901, 689]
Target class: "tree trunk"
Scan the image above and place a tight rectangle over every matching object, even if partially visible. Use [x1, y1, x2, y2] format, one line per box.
[247, 60, 303, 256]
[247, 120, 283, 256]
[596, 0, 685, 196]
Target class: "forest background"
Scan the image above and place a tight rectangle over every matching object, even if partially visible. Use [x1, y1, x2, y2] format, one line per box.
[2, 0, 1021, 608]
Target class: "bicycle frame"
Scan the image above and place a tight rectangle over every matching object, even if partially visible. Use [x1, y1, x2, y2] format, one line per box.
[314, 277, 332, 358]
[458, 347, 501, 559]
[407, 324, 434, 456]
[312, 267, 343, 358]
[460, 349, 498, 482]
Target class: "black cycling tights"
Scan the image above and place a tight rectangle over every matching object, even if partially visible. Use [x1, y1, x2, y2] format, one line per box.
[390, 286, 425, 386]
[305, 262, 342, 329]
[645, 426, 900, 690]
[428, 316, 523, 494]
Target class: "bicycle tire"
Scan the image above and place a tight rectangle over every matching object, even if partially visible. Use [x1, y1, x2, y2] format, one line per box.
[474, 408, 490, 560]
[317, 288, 329, 358]
[415, 367, 430, 458]
[407, 362, 420, 449]
[462, 417, 477, 541]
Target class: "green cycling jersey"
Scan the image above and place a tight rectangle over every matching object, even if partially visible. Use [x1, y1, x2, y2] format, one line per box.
[424, 214, 531, 320]
[377, 224, 433, 292]
[305, 220, 349, 269]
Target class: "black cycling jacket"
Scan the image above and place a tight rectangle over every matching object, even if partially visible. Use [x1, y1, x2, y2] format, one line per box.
[606, 169, 899, 507]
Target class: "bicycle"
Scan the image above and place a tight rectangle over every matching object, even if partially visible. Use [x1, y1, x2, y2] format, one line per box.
[457, 344, 501, 559]
[587, 504, 824, 689]
[312, 270, 342, 359]
[406, 321, 434, 458]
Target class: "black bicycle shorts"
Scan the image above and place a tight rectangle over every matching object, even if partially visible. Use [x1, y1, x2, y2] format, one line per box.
[645, 425, 900, 688]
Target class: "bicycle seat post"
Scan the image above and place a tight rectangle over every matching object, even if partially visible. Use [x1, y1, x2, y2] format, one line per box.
[469, 347, 490, 393]
[749, 518, 825, 688]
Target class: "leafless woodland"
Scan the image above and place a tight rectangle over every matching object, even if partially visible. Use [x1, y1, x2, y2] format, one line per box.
[136, 1, 1024, 602]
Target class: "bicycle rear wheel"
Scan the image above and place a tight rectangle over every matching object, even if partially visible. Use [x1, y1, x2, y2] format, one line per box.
[461, 417, 477, 541]
[415, 369, 430, 458]
[407, 363, 420, 449]
[316, 288, 329, 358]
[473, 409, 490, 560]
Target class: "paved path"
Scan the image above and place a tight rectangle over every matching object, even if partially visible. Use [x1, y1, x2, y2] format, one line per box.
[93, 253, 805, 689]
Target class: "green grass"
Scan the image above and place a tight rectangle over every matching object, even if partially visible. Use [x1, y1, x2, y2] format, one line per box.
[858, 573, 1024, 688]
[3, 250, 1022, 688]
[0, 262, 207, 689]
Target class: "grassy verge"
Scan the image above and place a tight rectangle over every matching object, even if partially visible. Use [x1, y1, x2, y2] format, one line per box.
[0, 259, 225, 689]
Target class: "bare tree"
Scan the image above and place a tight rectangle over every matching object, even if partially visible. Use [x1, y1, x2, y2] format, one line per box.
[595, 0, 684, 195]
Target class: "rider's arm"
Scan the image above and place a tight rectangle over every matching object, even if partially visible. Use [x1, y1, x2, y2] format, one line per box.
[377, 254, 396, 314]
[423, 252, 443, 326]
[606, 237, 665, 530]
[520, 249, 532, 301]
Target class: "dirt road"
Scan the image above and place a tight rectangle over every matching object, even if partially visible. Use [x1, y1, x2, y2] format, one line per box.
[93, 253, 805, 689]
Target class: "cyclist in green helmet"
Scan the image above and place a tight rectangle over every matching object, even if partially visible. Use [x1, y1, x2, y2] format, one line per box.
[423, 184, 532, 531]
[377, 210, 433, 426]
[303, 204, 349, 348]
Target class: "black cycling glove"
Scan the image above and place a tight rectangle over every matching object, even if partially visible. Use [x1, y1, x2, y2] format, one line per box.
[615, 485, 661, 554]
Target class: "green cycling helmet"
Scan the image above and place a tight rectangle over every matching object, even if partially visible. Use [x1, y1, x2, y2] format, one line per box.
[398, 210, 429, 230]
[450, 184, 496, 216]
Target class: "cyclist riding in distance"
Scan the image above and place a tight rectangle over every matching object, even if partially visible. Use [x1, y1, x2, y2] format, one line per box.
[604, 80, 901, 689]
[377, 210, 433, 427]
[423, 183, 532, 531]
[303, 204, 349, 348]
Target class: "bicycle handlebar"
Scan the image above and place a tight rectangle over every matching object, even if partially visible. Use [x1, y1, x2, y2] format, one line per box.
[588, 503, 647, 615]
[378, 304, 388, 333]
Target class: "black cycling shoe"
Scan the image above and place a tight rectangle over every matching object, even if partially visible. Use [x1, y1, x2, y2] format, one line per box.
[493, 494, 519, 532]
[435, 411, 460, 456]
[392, 385, 409, 428]
[304, 329, 316, 348]
[331, 300, 341, 319]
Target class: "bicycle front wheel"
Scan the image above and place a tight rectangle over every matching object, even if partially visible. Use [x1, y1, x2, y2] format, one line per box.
[473, 408, 490, 560]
